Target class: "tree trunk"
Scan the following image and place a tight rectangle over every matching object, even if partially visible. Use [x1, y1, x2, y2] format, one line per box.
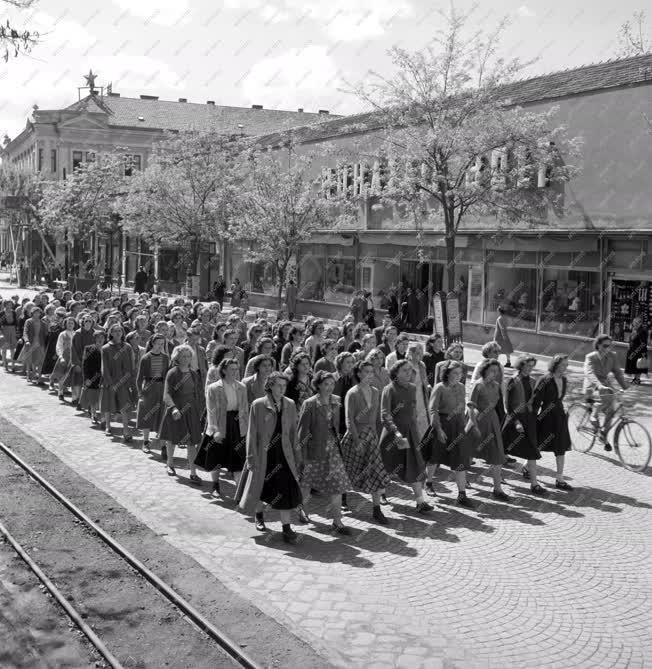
[277, 262, 287, 309]
[445, 223, 456, 295]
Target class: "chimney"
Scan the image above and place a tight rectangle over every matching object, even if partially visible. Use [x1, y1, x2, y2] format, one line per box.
[318, 109, 329, 115]
[297, 108, 304, 112]
[178, 97, 187, 103]
[251, 104, 263, 109]
[207, 100, 215, 105]
[140, 94, 159, 100]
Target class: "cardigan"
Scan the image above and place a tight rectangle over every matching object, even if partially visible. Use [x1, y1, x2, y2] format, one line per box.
[205, 378, 248, 440]
[297, 394, 341, 461]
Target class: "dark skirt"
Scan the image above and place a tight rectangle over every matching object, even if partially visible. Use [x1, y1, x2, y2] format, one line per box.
[203, 410, 246, 473]
[503, 411, 541, 460]
[100, 383, 134, 415]
[158, 402, 203, 445]
[260, 419, 302, 510]
[425, 413, 474, 471]
[537, 404, 572, 456]
[41, 333, 59, 374]
[136, 380, 165, 430]
[79, 387, 101, 410]
[13, 338, 24, 360]
[380, 431, 426, 485]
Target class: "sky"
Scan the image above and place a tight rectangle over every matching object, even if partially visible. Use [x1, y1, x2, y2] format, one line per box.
[0, 0, 648, 139]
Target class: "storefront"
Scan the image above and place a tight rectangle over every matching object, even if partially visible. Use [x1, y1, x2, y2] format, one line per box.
[247, 230, 650, 362]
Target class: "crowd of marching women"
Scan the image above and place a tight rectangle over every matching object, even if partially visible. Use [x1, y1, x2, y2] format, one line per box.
[0, 287, 575, 544]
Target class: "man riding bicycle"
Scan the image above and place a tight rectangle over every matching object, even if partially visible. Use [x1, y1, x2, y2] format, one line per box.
[583, 334, 629, 451]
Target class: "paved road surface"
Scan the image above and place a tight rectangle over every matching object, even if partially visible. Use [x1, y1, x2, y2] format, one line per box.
[1, 276, 651, 668]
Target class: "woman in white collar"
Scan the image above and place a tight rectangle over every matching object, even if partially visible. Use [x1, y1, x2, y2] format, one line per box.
[297, 371, 353, 535]
[205, 358, 249, 497]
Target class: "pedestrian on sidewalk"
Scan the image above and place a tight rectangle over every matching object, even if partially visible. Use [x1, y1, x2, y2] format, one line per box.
[134, 266, 148, 294]
[379, 360, 432, 514]
[625, 319, 648, 385]
[80, 330, 106, 425]
[285, 279, 297, 320]
[502, 356, 547, 496]
[71, 315, 96, 407]
[22, 305, 48, 385]
[159, 345, 203, 479]
[100, 324, 136, 443]
[494, 306, 514, 368]
[135, 334, 169, 454]
[51, 316, 75, 400]
[204, 358, 249, 496]
[0, 299, 18, 372]
[297, 371, 352, 534]
[237, 372, 302, 544]
[531, 354, 574, 491]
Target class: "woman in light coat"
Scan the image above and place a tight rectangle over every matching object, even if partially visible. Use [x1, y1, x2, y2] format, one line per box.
[236, 372, 302, 545]
[205, 358, 249, 496]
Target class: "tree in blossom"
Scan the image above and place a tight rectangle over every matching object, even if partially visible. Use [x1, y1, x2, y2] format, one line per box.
[231, 142, 342, 307]
[120, 131, 247, 278]
[339, 7, 582, 293]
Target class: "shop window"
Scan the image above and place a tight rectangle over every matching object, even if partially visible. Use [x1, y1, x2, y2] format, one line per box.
[607, 239, 644, 271]
[50, 149, 57, 173]
[325, 257, 356, 304]
[467, 265, 483, 322]
[540, 269, 600, 338]
[251, 261, 278, 295]
[485, 265, 537, 330]
[609, 280, 650, 344]
[298, 249, 325, 301]
[230, 246, 251, 291]
[370, 259, 400, 312]
[159, 249, 180, 283]
[72, 150, 83, 171]
[37, 148, 43, 172]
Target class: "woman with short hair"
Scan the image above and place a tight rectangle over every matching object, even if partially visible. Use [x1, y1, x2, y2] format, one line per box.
[204, 357, 249, 496]
[243, 354, 274, 404]
[80, 329, 106, 425]
[136, 334, 170, 454]
[297, 371, 352, 534]
[379, 360, 432, 513]
[366, 348, 391, 392]
[280, 326, 304, 370]
[285, 352, 313, 410]
[237, 372, 302, 544]
[159, 344, 204, 479]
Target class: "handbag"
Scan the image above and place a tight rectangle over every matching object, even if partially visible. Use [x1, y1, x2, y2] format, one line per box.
[636, 356, 648, 370]
[194, 432, 222, 471]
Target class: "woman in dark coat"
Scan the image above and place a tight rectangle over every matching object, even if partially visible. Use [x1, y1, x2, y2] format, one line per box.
[80, 330, 106, 425]
[502, 355, 546, 496]
[71, 315, 96, 406]
[423, 334, 445, 387]
[531, 354, 573, 490]
[42, 308, 65, 378]
[379, 360, 432, 513]
[136, 334, 170, 453]
[100, 324, 136, 442]
[625, 320, 648, 385]
[159, 344, 204, 479]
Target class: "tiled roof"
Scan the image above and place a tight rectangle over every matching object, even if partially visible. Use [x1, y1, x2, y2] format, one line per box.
[255, 52, 652, 146]
[64, 95, 340, 135]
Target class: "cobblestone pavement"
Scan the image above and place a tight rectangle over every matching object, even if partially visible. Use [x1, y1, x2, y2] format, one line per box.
[2, 277, 652, 668]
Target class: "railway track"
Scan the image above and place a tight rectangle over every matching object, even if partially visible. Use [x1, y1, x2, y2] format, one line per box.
[0, 439, 262, 669]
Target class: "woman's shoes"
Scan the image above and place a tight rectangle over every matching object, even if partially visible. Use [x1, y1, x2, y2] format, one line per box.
[379, 493, 389, 506]
[189, 473, 201, 485]
[530, 483, 547, 496]
[104, 427, 112, 437]
[331, 523, 352, 536]
[425, 481, 437, 497]
[372, 506, 389, 525]
[298, 508, 311, 524]
[123, 434, 133, 444]
[282, 525, 298, 544]
[255, 512, 267, 531]
[160, 444, 167, 461]
[492, 490, 511, 502]
[142, 441, 151, 454]
[555, 480, 574, 491]
[341, 493, 350, 512]
[211, 480, 221, 496]
[166, 465, 176, 477]
[416, 501, 433, 514]
[456, 491, 476, 509]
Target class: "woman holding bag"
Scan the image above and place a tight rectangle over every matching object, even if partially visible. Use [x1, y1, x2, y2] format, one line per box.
[203, 358, 248, 497]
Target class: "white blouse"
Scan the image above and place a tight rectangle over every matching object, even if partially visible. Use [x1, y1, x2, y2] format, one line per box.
[223, 380, 238, 410]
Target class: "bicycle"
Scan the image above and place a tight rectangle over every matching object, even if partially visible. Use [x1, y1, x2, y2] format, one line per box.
[567, 390, 651, 472]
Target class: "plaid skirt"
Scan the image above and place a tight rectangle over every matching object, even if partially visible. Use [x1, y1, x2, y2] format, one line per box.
[340, 426, 391, 493]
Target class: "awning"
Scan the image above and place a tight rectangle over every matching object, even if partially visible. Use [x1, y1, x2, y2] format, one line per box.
[359, 231, 469, 248]
[484, 235, 597, 252]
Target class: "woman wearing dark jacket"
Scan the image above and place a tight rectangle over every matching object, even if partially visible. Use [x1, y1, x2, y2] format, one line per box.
[422, 334, 445, 387]
[502, 356, 546, 496]
[136, 334, 170, 453]
[79, 330, 106, 425]
[70, 315, 96, 407]
[625, 320, 648, 385]
[530, 354, 573, 490]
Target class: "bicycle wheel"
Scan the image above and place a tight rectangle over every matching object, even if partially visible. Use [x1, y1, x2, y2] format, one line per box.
[567, 403, 597, 453]
[614, 420, 652, 473]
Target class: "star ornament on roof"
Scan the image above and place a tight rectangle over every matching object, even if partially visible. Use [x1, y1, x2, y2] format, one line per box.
[84, 69, 98, 92]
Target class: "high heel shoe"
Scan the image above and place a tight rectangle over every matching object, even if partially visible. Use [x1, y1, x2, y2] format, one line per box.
[298, 507, 311, 524]
[255, 512, 267, 531]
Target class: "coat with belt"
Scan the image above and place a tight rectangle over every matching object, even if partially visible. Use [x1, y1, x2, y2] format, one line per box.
[297, 394, 341, 461]
[205, 378, 248, 440]
[237, 396, 299, 515]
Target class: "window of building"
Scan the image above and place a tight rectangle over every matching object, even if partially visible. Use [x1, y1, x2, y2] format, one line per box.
[298, 248, 325, 301]
[467, 265, 483, 322]
[158, 249, 180, 283]
[325, 256, 356, 304]
[50, 149, 57, 174]
[607, 239, 645, 271]
[86, 151, 96, 163]
[539, 269, 601, 338]
[37, 148, 43, 172]
[72, 150, 83, 171]
[251, 261, 278, 295]
[485, 265, 538, 329]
